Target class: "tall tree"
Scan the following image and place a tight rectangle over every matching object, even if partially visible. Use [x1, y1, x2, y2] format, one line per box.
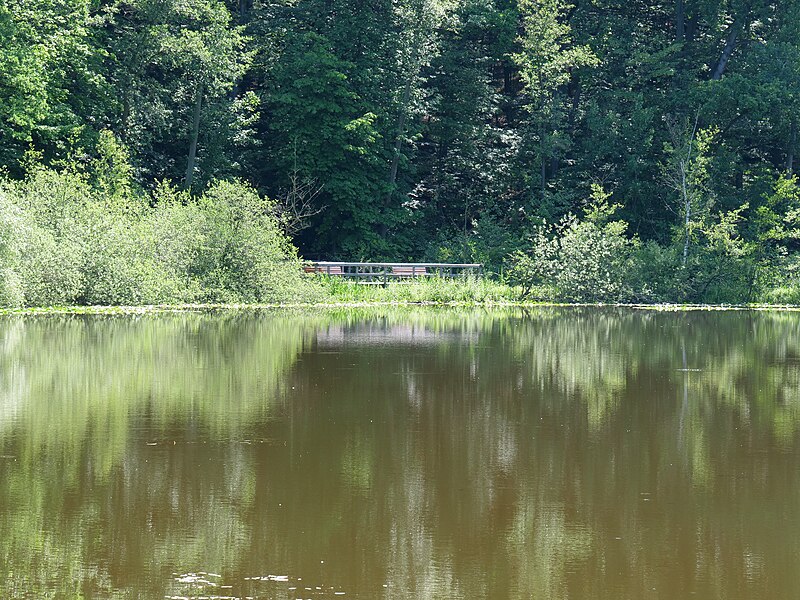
[514, 0, 597, 212]
[410, 0, 520, 264]
[0, 0, 109, 173]
[101, 0, 248, 186]
[262, 31, 382, 256]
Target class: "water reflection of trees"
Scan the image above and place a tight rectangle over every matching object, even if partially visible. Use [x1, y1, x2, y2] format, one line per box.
[2, 308, 800, 598]
[0, 312, 314, 598]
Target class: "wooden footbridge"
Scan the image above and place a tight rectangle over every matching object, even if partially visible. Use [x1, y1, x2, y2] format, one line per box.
[304, 262, 482, 283]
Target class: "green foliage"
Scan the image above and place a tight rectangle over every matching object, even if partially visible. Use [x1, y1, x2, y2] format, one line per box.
[627, 241, 682, 302]
[508, 189, 640, 302]
[0, 0, 106, 173]
[192, 180, 313, 302]
[263, 31, 384, 256]
[0, 158, 315, 307]
[16, 223, 84, 306]
[761, 254, 800, 304]
[514, 0, 597, 105]
[0, 190, 25, 306]
[676, 204, 753, 303]
[91, 130, 134, 204]
[2, 0, 800, 302]
[747, 175, 800, 302]
[0, 4, 48, 171]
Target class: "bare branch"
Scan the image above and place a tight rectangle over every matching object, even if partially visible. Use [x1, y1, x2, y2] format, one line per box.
[273, 140, 326, 236]
[274, 167, 325, 236]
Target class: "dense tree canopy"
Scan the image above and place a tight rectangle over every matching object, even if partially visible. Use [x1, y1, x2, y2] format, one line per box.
[1, 0, 799, 295]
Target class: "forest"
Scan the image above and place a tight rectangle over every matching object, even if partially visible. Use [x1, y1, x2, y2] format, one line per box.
[1, 0, 800, 305]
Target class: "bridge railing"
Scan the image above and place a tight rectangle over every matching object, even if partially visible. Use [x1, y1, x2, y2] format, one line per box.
[304, 262, 482, 282]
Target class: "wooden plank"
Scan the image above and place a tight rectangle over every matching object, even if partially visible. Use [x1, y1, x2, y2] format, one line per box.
[304, 265, 343, 275]
[391, 266, 428, 277]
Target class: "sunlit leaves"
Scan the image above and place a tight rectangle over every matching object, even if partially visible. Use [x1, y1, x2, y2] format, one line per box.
[514, 0, 597, 105]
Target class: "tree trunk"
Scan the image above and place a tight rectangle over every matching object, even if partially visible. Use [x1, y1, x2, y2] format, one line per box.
[549, 93, 560, 178]
[387, 78, 412, 192]
[676, 0, 685, 41]
[462, 194, 470, 262]
[686, 12, 698, 42]
[230, 1, 253, 98]
[184, 84, 203, 190]
[381, 77, 413, 236]
[239, 0, 253, 23]
[681, 160, 690, 267]
[541, 155, 547, 198]
[567, 80, 581, 132]
[680, 117, 698, 267]
[121, 87, 131, 143]
[712, 20, 740, 80]
[788, 120, 797, 174]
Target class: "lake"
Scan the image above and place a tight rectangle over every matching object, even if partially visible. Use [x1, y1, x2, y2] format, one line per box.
[1, 307, 799, 599]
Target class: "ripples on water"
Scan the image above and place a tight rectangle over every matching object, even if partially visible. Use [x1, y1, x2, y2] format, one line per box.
[1, 308, 799, 599]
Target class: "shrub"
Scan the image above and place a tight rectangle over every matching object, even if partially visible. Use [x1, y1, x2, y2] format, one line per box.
[0, 164, 317, 307]
[79, 209, 185, 305]
[677, 204, 755, 304]
[508, 189, 640, 302]
[0, 268, 23, 307]
[628, 241, 681, 302]
[191, 180, 316, 303]
[0, 189, 27, 307]
[16, 226, 83, 306]
[8, 167, 94, 305]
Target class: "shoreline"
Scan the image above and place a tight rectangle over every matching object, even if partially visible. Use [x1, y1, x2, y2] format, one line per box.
[3, 301, 800, 316]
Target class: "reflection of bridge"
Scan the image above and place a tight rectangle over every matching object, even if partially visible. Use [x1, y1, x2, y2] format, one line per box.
[304, 262, 482, 283]
[316, 324, 477, 348]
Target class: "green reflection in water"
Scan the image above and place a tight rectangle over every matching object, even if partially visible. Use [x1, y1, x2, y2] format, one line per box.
[1, 308, 800, 599]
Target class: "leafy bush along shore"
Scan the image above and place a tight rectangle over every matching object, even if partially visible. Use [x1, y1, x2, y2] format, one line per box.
[507, 180, 800, 305]
[0, 156, 318, 309]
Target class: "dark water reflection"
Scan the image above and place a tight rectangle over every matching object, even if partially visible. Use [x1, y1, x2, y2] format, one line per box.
[1, 308, 800, 599]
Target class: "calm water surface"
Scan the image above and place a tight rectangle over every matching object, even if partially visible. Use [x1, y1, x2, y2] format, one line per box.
[1, 308, 800, 599]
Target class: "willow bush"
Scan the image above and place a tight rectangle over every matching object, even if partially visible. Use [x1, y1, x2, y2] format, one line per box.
[0, 166, 316, 307]
[0, 191, 26, 307]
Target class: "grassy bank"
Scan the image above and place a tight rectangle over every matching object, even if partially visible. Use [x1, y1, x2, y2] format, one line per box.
[316, 274, 516, 304]
[4, 291, 800, 317]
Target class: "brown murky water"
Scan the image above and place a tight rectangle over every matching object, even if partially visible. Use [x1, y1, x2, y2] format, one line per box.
[2, 307, 800, 599]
